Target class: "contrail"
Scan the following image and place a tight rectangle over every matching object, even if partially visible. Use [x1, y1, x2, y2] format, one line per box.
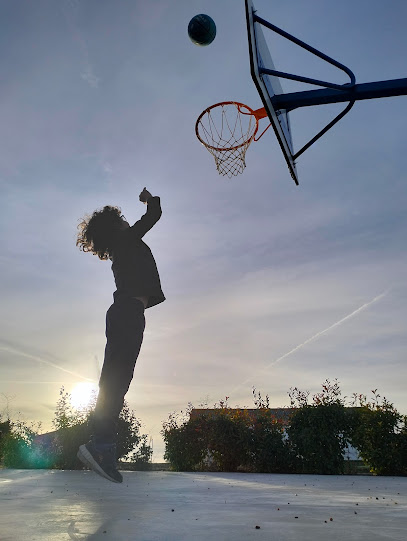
[233, 289, 389, 393]
[60, 0, 100, 88]
[0, 342, 95, 383]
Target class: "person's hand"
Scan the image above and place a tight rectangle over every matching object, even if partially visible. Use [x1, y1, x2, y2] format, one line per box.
[139, 187, 152, 204]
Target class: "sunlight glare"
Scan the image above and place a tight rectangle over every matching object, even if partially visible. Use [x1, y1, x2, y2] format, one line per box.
[70, 381, 98, 410]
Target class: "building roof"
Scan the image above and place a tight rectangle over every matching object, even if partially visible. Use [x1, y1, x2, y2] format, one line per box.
[190, 408, 296, 424]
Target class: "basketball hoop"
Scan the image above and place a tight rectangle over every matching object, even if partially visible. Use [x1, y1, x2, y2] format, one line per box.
[195, 101, 270, 178]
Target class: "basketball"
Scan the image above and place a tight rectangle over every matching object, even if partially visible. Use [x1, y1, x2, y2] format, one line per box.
[188, 14, 216, 46]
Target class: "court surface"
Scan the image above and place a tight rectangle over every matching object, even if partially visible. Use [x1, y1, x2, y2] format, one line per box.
[1, 469, 406, 540]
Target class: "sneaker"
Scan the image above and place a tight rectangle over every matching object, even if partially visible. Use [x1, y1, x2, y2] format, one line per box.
[77, 439, 123, 483]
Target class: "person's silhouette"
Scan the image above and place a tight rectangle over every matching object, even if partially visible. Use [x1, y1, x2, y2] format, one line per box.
[76, 188, 165, 482]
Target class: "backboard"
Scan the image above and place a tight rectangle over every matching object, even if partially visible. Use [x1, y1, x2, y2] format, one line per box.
[245, 0, 299, 185]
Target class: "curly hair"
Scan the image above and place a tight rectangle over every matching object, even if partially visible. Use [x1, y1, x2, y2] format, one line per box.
[76, 205, 124, 260]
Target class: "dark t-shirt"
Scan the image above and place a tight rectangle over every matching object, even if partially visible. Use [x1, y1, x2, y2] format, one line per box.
[111, 197, 165, 309]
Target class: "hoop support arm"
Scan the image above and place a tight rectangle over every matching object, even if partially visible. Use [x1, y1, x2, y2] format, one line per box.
[271, 78, 407, 111]
[259, 68, 353, 91]
[238, 106, 271, 141]
[253, 14, 356, 86]
[252, 107, 268, 120]
[293, 100, 355, 160]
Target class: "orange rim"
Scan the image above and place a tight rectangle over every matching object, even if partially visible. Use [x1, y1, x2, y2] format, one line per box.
[195, 101, 263, 152]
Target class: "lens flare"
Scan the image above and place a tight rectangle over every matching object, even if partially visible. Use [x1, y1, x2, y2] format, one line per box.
[70, 381, 98, 410]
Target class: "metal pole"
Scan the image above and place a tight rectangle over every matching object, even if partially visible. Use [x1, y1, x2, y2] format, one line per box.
[272, 78, 407, 111]
[254, 14, 356, 85]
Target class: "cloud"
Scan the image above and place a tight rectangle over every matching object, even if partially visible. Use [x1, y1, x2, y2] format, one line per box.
[0, 339, 95, 383]
[81, 66, 100, 88]
[102, 161, 113, 174]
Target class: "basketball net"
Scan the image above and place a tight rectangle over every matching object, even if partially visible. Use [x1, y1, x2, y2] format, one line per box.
[195, 102, 269, 178]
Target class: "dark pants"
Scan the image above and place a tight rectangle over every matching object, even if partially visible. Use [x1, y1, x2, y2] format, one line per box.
[93, 297, 145, 443]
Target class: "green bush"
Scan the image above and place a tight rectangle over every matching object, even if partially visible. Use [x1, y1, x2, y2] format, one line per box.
[0, 387, 152, 470]
[0, 418, 50, 469]
[48, 386, 96, 469]
[162, 382, 406, 476]
[162, 400, 255, 472]
[286, 380, 354, 474]
[249, 408, 294, 473]
[163, 381, 407, 475]
[162, 405, 208, 471]
[287, 403, 352, 474]
[1, 432, 32, 468]
[202, 407, 252, 471]
[116, 402, 153, 464]
[349, 391, 407, 476]
[399, 423, 407, 474]
[50, 388, 152, 469]
[0, 419, 11, 462]
[162, 395, 292, 473]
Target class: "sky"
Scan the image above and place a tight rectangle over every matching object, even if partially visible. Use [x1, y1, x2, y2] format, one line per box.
[0, 0, 406, 462]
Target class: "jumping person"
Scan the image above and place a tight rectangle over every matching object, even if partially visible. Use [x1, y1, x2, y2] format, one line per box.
[75, 188, 165, 483]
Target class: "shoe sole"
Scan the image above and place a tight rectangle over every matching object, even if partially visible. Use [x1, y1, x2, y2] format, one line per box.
[77, 444, 122, 484]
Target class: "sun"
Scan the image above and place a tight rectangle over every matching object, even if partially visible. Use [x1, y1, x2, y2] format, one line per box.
[70, 382, 98, 410]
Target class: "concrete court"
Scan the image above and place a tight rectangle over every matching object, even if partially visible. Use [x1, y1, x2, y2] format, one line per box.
[0, 469, 406, 541]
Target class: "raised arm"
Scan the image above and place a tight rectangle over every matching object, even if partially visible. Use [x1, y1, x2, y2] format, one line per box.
[129, 188, 162, 238]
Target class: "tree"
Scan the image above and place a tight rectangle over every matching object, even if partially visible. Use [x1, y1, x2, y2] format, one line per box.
[286, 380, 353, 474]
